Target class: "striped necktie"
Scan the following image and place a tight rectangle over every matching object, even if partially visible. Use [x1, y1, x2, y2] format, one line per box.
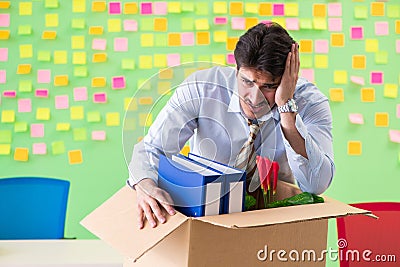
[234, 119, 264, 210]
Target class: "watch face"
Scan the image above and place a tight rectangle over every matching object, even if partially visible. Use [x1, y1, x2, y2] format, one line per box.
[289, 99, 298, 112]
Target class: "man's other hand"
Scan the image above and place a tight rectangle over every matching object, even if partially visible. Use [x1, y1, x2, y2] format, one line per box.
[135, 178, 176, 229]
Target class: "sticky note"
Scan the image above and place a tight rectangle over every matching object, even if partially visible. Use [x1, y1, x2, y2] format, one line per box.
[181, 18, 194, 31]
[45, 14, 58, 27]
[56, 123, 70, 131]
[73, 87, 87, 101]
[14, 148, 29, 162]
[123, 20, 138, 32]
[71, 18, 85, 29]
[37, 70, 51, 84]
[350, 76, 365, 85]
[121, 59, 135, 70]
[3, 90, 16, 98]
[0, 14, 10, 27]
[154, 18, 167, 32]
[87, 111, 101, 122]
[124, 2, 137, 14]
[17, 64, 31, 75]
[0, 48, 8, 61]
[37, 51, 51, 62]
[299, 18, 313, 30]
[352, 55, 366, 69]
[396, 21, 400, 34]
[0, 130, 11, 143]
[181, 32, 194, 46]
[313, 18, 327, 30]
[114, 38, 128, 51]
[93, 92, 107, 103]
[93, 53, 107, 63]
[14, 122, 28, 133]
[0, 144, 11, 155]
[348, 141, 362, 156]
[108, 19, 121, 32]
[92, 131, 106, 141]
[328, 3, 342, 16]
[140, 2, 152, 14]
[213, 2, 227, 14]
[0, 30, 9, 40]
[388, 5, 400, 18]
[109, 1, 121, 14]
[19, 80, 32, 92]
[244, 3, 257, 14]
[331, 33, 344, 47]
[354, 6, 368, 19]
[141, 33, 154, 47]
[384, 84, 398, 99]
[19, 2, 32, 15]
[167, 54, 180, 67]
[375, 51, 388, 64]
[315, 55, 328, 69]
[334, 71, 347, 84]
[139, 113, 153, 127]
[31, 123, 44, 138]
[214, 31, 227, 43]
[328, 18, 342, 32]
[71, 52, 86, 65]
[92, 77, 106, 87]
[194, 2, 206, 15]
[214, 17, 227, 25]
[212, 54, 225, 65]
[370, 71, 383, 84]
[51, 141, 65, 155]
[154, 1, 167, 15]
[19, 44, 33, 59]
[139, 55, 152, 69]
[106, 112, 120, 126]
[112, 76, 126, 89]
[259, 3, 272, 16]
[68, 150, 83, 164]
[124, 98, 137, 111]
[155, 34, 167, 47]
[375, 112, 389, 127]
[140, 18, 153, 31]
[273, 4, 285, 16]
[0, 70, 5, 84]
[313, 4, 326, 17]
[300, 55, 312, 68]
[375, 21, 388, 36]
[73, 0, 86, 13]
[166, 33, 180, 46]
[89, 26, 103, 35]
[158, 68, 173, 79]
[329, 88, 344, 102]
[226, 37, 238, 51]
[349, 113, 364, 124]
[54, 75, 68, 86]
[361, 88, 375, 102]
[73, 128, 87, 141]
[32, 143, 47, 155]
[71, 36, 85, 50]
[299, 40, 313, 53]
[42, 31, 57, 40]
[195, 19, 209, 30]
[0, 2, 10, 9]
[153, 54, 167, 68]
[300, 69, 314, 83]
[365, 39, 379, 52]
[70, 106, 84, 120]
[54, 51, 67, 64]
[371, 2, 384, 16]
[157, 81, 171, 95]
[245, 17, 258, 30]
[389, 130, 400, 144]
[1, 110, 15, 123]
[182, 2, 194, 12]
[226, 54, 236, 65]
[231, 17, 245, 30]
[36, 108, 50, 121]
[351, 26, 363, 40]
[229, 2, 243, 15]
[35, 89, 49, 98]
[55, 95, 69, 109]
[314, 40, 329, 54]
[92, 1, 106, 12]
[18, 99, 32, 113]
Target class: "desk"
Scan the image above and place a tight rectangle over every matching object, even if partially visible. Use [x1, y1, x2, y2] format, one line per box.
[0, 239, 124, 267]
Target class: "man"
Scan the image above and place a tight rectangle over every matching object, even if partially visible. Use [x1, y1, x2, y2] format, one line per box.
[127, 22, 335, 229]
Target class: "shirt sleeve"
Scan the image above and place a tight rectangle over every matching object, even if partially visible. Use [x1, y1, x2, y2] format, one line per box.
[280, 93, 335, 195]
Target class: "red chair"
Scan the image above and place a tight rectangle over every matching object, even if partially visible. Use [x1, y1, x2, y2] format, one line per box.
[336, 202, 400, 267]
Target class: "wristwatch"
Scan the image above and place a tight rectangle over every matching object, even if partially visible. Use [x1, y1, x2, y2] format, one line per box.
[277, 98, 298, 113]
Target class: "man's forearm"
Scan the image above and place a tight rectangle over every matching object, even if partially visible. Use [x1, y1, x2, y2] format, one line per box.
[279, 112, 308, 159]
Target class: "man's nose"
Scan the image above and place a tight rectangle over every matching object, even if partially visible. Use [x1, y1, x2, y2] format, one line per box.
[248, 86, 265, 104]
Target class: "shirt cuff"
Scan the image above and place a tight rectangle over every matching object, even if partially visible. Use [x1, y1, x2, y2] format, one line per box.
[281, 114, 309, 162]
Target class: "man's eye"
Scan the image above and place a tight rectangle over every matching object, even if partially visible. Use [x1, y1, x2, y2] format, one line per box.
[242, 79, 253, 86]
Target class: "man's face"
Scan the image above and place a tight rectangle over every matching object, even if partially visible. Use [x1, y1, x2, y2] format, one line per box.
[237, 67, 281, 120]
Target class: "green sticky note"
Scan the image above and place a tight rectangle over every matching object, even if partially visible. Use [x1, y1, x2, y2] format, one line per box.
[182, 2, 194, 12]
[300, 55, 313, 68]
[195, 2, 209, 15]
[0, 130, 12, 143]
[375, 51, 388, 64]
[198, 55, 211, 62]
[138, 79, 151, 90]
[299, 18, 313, 29]
[37, 50, 51, 62]
[74, 66, 88, 77]
[14, 122, 28, 133]
[387, 5, 400, 18]
[72, 18, 85, 29]
[155, 34, 167, 47]
[52, 141, 65, 155]
[121, 59, 135, 70]
[140, 18, 153, 31]
[87, 111, 101, 122]
[181, 54, 194, 64]
[19, 80, 32, 92]
[181, 18, 194, 31]
[73, 128, 87, 141]
[18, 25, 32, 35]
[45, 0, 59, 8]
[354, 6, 368, 19]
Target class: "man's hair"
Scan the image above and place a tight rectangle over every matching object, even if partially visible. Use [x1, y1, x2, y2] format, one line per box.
[234, 22, 296, 78]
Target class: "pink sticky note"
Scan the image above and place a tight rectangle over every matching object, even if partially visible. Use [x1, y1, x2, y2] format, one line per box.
[273, 3, 284, 16]
[350, 76, 365, 85]
[370, 71, 383, 84]
[301, 69, 314, 82]
[141, 2, 152, 15]
[315, 40, 329, 53]
[396, 40, 400, 53]
[375, 21, 389, 36]
[3, 90, 16, 98]
[214, 17, 227, 25]
[351, 26, 364, 40]
[109, 2, 121, 15]
[397, 104, 400, 118]
[154, 1, 167, 15]
[123, 20, 138, 32]
[0, 14, 10, 27]
[55, 95, 69, 109]
[18, 99, 32, 113]
[349, 113, 364, 124]
[33, 143, 47, 155]
[167, 54, 180, 67]
[112, 76, 126, 89]
[389, 130, 400, 143]
[92, 39, 107, 50]
[0, 48, 8, 62]
[31, 124, 44, 138]
[92, 130, 106, 141]
[73, 87, 87, 101]
[37, 69, 51, 84]
[286, 18, 299, 31]
[93, 92, 107, 103]
[181, 32, 194, 46]
[231, 17, 246, 30]
[328, 3, 342, 17]
[114, 37, 128, 51]
[35, 89, 49, 98]
[328, 18, 342, 32]
[0, 70, 5, 84]
[226, 53, 236, 65]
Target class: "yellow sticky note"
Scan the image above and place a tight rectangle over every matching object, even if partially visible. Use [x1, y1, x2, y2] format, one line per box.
[89, 26, 103, 35]
[54, 75, 68, 86]
[168, 33, 181, 46]
[313, 4, 326, 17]
[168, 2, 181, 13]
[375, 112, 389, 127]
[226, 37, 238, 51]
[371, 2, 384, 16]
[331, 33, 345, 47]
[334, 70, 347, 84]
[124, 97, 137, 111]
[124, 2, 138, 14]
[139, 113, 153, 127]
[329, 88, 344, 102]
[73, 0, 86, 13]
[352, 55, 366, 69]
[92, 77, 106, 87]
[68, 150, 83, 164]
[42, 31, 57, 39]
[213, 2, 227, 14]
[106, 112, 120, 126]
[19, 2, 32, 15]
[212, 54, 225, 65]
[245, 17, 258, 30]
[365, 39, 379, 52]
[384, 84, 398, 99]
[92, 1, 106, 12]
[17, 64, 31, 74]
[299, 40, 313, 53]
[195, 19, 210, 30]
[14, 148, 29, 162]
[230, 2, 243, 15]
[347, 141, 362, 156]
[73, 52, 86, 65]
[45, 14, 58, 27]
[71, 36, 85, 49]
[259, 3, 272, 16]
[139, 97, 153, 105]
[108, 19, 121, 32]
[180, 145, 190, 156]
[361, 88, 375, 102]
[313, 18, 327, 30]
[139, 55, 152, 69]
[70, 106, 84, 120]
[315, 55, 328, 69]
[154, 54, 167, 68]
[0, 30, 10, 40]
[1, 110, 15, 123]
[154, 18, 167, 32]
[20, 44, 33, 58]
[0, 144, 11, 155]
[157, 81, 172, 95]
[245, 3, 258, 13]
[93, 53, 107, 63]
[141, 33, 154, 47]
[214, 31, 227, 43]
[54, 51, 67, 64]
[285, 3, 298, 16]
[0, 2, 11, 9]
[56, 123, 70, 131]
[271, 18, 286, 28]
[36, 108, 50, 120]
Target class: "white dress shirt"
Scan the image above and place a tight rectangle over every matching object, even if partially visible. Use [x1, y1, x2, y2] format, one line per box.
[127, 66, 335, 194]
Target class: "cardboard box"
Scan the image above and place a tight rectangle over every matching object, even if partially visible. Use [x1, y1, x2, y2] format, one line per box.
[81, 181, 371, 267]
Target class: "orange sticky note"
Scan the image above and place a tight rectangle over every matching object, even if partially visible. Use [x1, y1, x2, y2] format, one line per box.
[168, 33, 181, 46]
[124, 2, 138, 14]
[154, 18, 167, 32]
[361, 88, 375, 102]
[0, 2, 10, 9]
[42, 31, 57, 39]
[92, 77, 106, 87]
[92, 1, 106, 12]
[158, 68, 173, 79]
[331, 33, 345, 47]
[329, 88, 344, 102]
[313, 4, 326, 17]
[17, 64, 31, 74]
[93, 53, 107, 63]
[347, 141, 362, 156]
[89, 26, 103, 35]
[139, 97, 153, 105]
[226, 37, 238, 51]
[14, 148, 29, 162]
[229, 2, 243, 15]
[396, 20, 400, 34]
[259, 3, 272, 16]
[352, 55, 366, 69]
[196, 32, 210, 45]
[299, 40, 313, 53]
[68, 150, 83, 164]
[245, 17, 258, 30]
[371, 2, 384, 16]
[0, 30, 10, 40]
[54, 75, 68, 86]
[375, 112, 389, 127]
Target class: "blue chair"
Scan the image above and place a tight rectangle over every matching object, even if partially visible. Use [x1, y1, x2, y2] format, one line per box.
[0, 177, 70, 239]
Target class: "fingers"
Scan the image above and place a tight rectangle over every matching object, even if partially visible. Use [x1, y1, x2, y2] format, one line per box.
[158, 192, 176, 216]
[142, 201, 158, 228]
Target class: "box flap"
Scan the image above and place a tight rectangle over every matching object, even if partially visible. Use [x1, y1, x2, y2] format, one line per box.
[195, 196, 371, 228]
[80, 185, 188, 262]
